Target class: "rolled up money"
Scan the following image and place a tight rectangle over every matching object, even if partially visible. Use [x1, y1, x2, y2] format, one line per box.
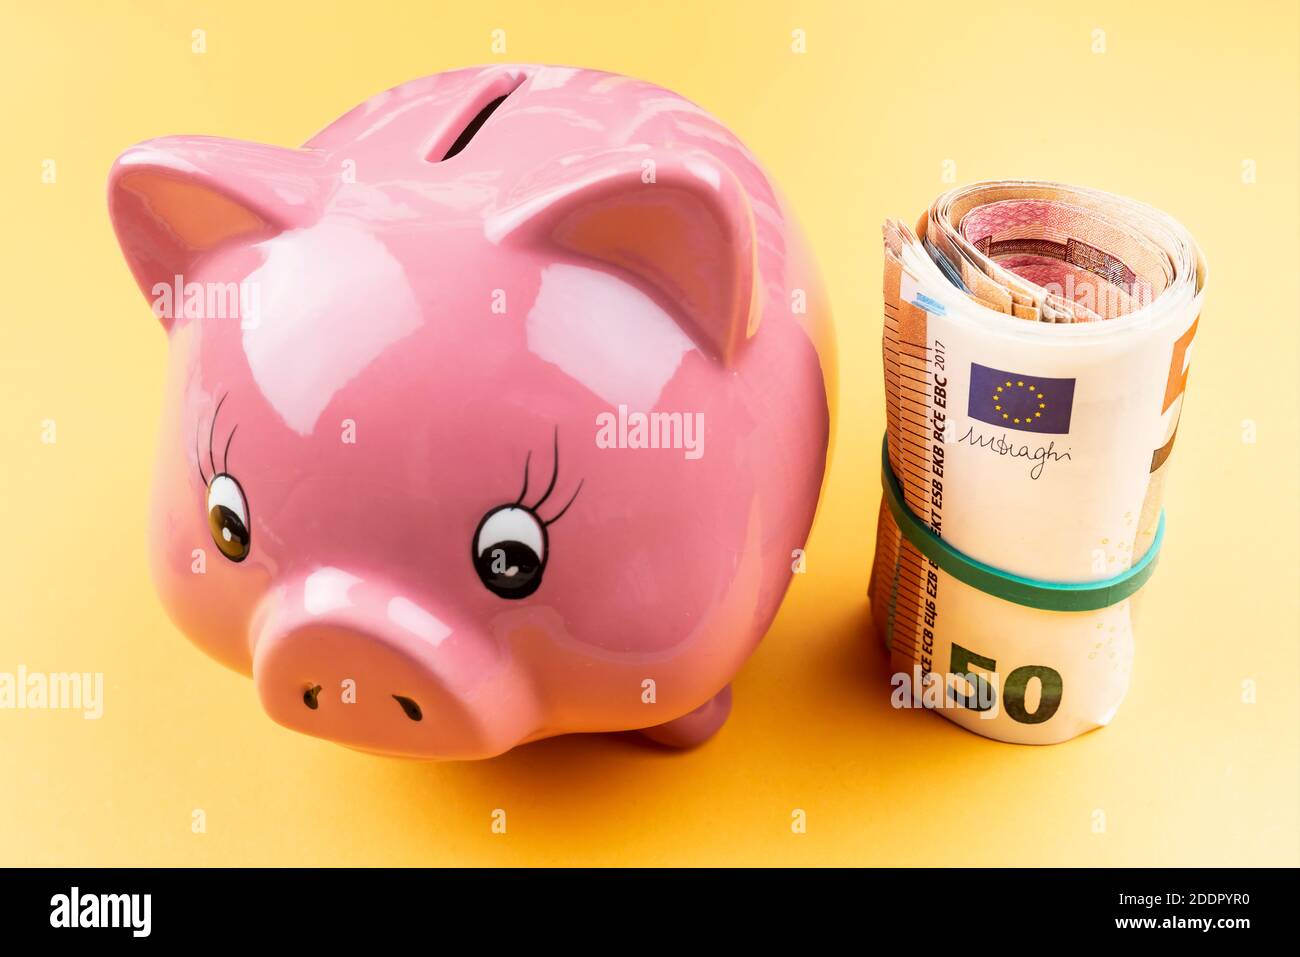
[868, 181, 1205, 744]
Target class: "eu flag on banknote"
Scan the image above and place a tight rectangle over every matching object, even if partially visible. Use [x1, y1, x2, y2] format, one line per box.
[967, 363, 1076, 434]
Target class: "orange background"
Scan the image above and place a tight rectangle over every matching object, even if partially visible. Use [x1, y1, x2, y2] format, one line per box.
[1, 0, 1296, 865]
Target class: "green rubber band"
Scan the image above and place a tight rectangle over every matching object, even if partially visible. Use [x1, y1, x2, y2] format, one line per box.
[880, 437, 1165, 612]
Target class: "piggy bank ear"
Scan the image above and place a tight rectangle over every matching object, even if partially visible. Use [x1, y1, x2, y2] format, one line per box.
[490, 151, 758, 365]
[107, 136, 319, 330]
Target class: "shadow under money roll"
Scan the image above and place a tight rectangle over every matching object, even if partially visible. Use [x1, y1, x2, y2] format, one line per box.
[867, 181, 1205, 745]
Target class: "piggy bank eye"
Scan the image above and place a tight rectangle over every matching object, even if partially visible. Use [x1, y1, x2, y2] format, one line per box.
[207, 474, 251, 563]
[473, 506, 547, 599]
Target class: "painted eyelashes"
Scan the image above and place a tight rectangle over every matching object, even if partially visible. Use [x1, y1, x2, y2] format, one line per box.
[473, 429, 583, 599]
[196, 393, 250, 563]
[194, 406, 583, 584]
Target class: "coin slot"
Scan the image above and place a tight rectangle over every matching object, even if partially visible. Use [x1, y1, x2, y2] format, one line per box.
[440, 95, 509, 161]
[430, 74, 526, 163]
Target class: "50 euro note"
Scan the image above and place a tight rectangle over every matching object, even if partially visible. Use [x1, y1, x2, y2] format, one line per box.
[867, 181, 1206, 744]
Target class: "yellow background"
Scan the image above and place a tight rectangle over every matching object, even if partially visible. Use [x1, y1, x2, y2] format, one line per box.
[2, 0, 1297, 866]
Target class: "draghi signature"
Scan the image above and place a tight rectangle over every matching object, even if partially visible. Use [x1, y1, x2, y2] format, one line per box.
[958, 426, 1072, 480]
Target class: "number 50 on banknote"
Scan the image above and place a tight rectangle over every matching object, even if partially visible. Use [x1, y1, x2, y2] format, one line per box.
[868, 181, 1206, 744]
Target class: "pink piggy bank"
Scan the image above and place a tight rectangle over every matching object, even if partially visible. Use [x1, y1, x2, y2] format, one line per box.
[108, 65, 834, 759]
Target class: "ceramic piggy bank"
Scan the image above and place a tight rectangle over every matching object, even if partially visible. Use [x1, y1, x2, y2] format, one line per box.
[108, 65, 834, 759]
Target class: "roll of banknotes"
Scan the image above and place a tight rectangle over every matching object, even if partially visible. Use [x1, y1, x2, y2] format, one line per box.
[868, 181, 1205, 744]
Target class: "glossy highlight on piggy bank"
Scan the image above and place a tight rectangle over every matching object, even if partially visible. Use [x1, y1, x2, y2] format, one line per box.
[108, 65, 834, 759]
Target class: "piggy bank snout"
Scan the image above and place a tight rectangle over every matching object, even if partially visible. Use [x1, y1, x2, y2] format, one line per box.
[251, 573, 537, 759]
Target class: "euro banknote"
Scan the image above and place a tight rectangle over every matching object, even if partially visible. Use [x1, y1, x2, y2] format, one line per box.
[867, 181, 1205, 744]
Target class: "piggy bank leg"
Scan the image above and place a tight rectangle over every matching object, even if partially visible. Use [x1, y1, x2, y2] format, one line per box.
[638, 685, 732, 748]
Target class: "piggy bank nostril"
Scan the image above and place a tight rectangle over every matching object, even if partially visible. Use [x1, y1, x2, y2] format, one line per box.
[303, 684, 322, 710]
[392, 695, 423, 722]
